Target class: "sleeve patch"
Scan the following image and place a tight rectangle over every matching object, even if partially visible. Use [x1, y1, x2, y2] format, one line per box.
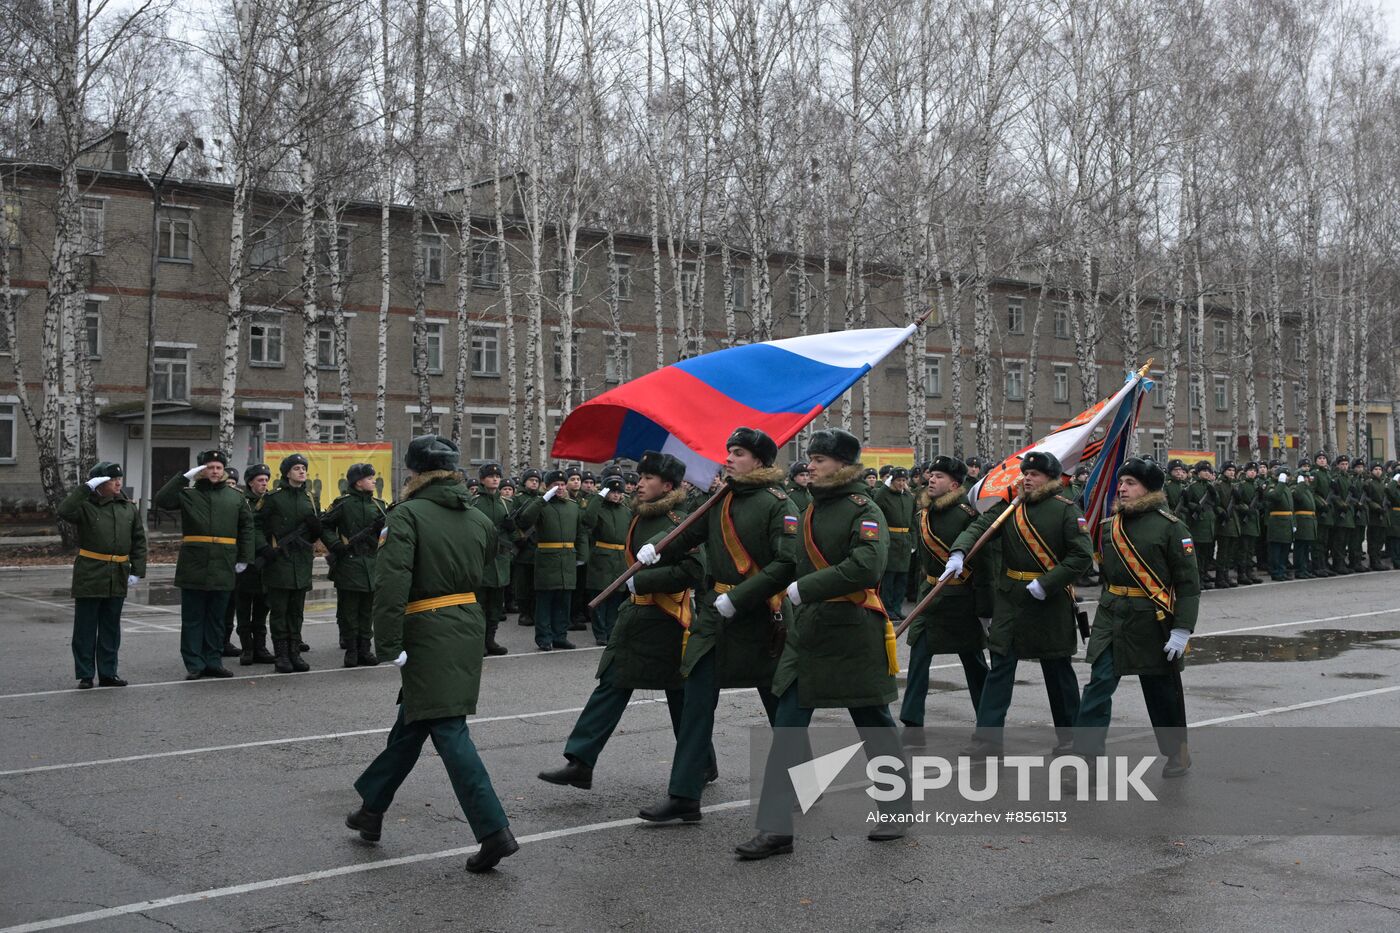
[1077, 516, 1090, 533]
[1181, 536, 1194, 555]
[783, 515, 799, 535]
[377, 526, 390, 548]
[860, 520, 880, 540]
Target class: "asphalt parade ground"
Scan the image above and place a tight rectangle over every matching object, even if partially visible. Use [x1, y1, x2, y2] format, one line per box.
[3, 563, 1400, 932]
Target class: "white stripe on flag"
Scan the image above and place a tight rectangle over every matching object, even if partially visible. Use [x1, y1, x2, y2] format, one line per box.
[766, 325, 917, 369]
[662, 435, 722, 488]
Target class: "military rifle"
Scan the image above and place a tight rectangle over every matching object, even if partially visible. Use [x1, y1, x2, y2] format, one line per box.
[254, 501, 340, 571]
[325, 511, 386, 572]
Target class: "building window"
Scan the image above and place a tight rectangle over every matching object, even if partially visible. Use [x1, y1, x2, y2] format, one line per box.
[1150, 371, 1165, 408]
[570, 262, 586, 296]
[248, 320, 284, 367]
[316, 324, 339, 370]
[411, 323, 444, 374]
[788, 271, 812, 315]
[1292, 332, 1304, 361]
[80, 198, 105, 255]
[1212, 319, 1228, 352]
[159, 212, 193, 262]
[1151, 312, 1165, 347]
[1188, 380, 1203, 412]
[610, 253, 632, 300]
[679, 261, 699, 308]
[1005, 361, 1025, 400]
[315, 224, 351, 275]
[0, 402, 15, 462]
[1214, 432, 1231, 464]
[258, 410, 284, 443]
[923, 425, 942, 460]
[729, 271, 747, 311]
[419, 234, 444, 284]
[248, 225, 283, 269]
[319, 408, 347, 443]
[1053, 365, 1069, 402]
[1151, 432, 1167, 464]
[471, 241, 501, 288]
[470, 326, 500, 376]
[1292, 382, 1305, 418]
[1006, 428, 1026, 452]
[410, 409, 447, 436]
[552, 334, 581, 381]
[469, 414, 498, 464]
[1213, 374, 1228, 411]
[83, 300, 101, 358]
[153, 346, 190, 402]
[605, 333, 632, 383]
[924, 355, 942, 397]
[1007, 298, 1024, 335]
[1054, 303, 1070, 339]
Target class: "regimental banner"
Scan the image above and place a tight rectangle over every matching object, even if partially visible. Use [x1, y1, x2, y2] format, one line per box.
[264, 443, 396, 505]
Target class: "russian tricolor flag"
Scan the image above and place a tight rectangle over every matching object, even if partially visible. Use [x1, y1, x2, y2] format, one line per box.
[552, 326, 916, 484]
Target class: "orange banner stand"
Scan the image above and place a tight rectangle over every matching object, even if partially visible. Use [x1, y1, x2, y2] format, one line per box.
[264, 442, 396, 506]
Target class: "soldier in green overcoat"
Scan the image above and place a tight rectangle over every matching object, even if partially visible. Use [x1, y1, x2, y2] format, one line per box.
[1179, 462, 1218, 586]
[1330, 455, 1355, 573]
[1292, 470, 1318, 578]
[538, 451, 714, 790]
[1349, 460, 1371, 570]
[155, 449, 254, 680]
[635, 427, 796, 825]
[1070, 457, 1199, 779]
[257, 453, 321, 673]
[230, 464, 275, 664]
[469, 461, 511, 656]
[516, 469, 588, 650]
[1233, 462, 1263, 584]
[1264, 467, 1295, 580]
[321, 462, 388, 667]
[784, 461, 812, 512]
[1164, 459, 1189, 515]
[946, 450, 1093, 755]
[508, 469, 541, 627]
[1213, 462, 1241, 588]
[739, 428, 908, 860]
[899, 455, 991, 729]
[1386, 465, 1400, 568]
[345, 435, 517, 873]
[1309, 453, 1336, 577]
[873, 466, 915, 619]
[1364, 462, 1389, 570]
[58, 461, 147, 688]
[582, 475, 632, 644]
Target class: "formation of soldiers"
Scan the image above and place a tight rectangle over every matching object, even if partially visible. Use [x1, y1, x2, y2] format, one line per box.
[56, 433, 1399, 868]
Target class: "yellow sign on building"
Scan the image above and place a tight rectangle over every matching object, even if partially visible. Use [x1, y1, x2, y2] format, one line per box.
[863, 446, 916, 470]
[264, 443, 396, 506]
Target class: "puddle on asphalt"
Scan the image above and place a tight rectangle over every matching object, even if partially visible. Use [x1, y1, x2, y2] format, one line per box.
[1185, 629, 1400, 665]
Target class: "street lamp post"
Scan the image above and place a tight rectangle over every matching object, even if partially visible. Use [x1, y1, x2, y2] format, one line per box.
[139, 141, 187, 532]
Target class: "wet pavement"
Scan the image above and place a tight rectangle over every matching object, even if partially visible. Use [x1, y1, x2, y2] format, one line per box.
[2, 562, 1400, 932]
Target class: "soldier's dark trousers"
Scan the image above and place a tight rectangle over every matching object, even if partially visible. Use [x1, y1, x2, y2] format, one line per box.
[1072, 645, 1186, 758]
[562, 665, 714, 769]
[180, 589, 231, 674]
[881, 570, 909, 619]
[267, 587, 308, 642]
[1389, 536, 1400, 569]
[72, 596, 124, 680]
[668, 650, 778, 800]
[1330, 526, 1350, 571]
[1367, 526, 1387, 567]
[1215, 537, 1236, 580]
[591, 592, 624, 644]
[899, 630, 987, 723]
[571, 565, 590, 623]
[338, 590, 373, 642]
[1237, 535, 1257, 577]
[234, 586, 268, 646]
[534, 589, 571, 647]
[514, 563, 535, 622]
[1349, 527, 1366, 569]
[354, 706, 509, 843]
[1293, 541, 1314, 577]
[1312, 535, 1333, 575]
[754, 683, 909, 836]
[1268, 542, 1292, 580]
[475, 586, 505, 642]
[1193, 541, 1215, 581]
[974, 649, 1080, 747]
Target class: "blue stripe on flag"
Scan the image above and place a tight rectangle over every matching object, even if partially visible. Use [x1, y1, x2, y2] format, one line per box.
[616, 410, 671, 458]
[673, 344, 866, 414]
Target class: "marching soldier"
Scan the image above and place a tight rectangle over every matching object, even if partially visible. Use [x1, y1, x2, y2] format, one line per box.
[633, 427, 795, 824]
[1365, 462, 1389, 570]
[740, 428, 908, 860]
[233, 464, 275, 664]
[511, 469, 542, 628]
[345, 435, 517, 873]
[155, 450, 253, 679]
[785, 461, 812, 512]
[1292, 469, 1318, 578]
[944, 450, 1093, 755]
[1069, 457, 1198, 780]
[516, 469, 587, 651]
[538, 452, 710, 789]
[1330, 455, 1354, 573]
[1164, 459, 1189, 514]
[260, 453, 321, 673]
[874, 466, 915, 620]
[321, 463, 388, 667]
[1213, 462, 1241, 588]
[1265, 466, 1295, 581]
[469, 462, 511, 656]
[582, 475, 632, 645]
[899, 455, 990, 732]
[58, 462, 147, 688]
[1180, 462, 1218, 585]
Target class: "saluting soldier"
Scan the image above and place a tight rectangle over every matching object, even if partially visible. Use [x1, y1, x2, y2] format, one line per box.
[899, 455, 990, 733]
[873, 466, 915, 620]
[740, 428, 908, 860]
[1292, 468, 1318, 578]
[345, 435, 517, 873]
[1180, 462, 1218, 585]
[633, 427, 796, 825]
[321, 463, 388, 667]
[944, 450, 1093, 755]
[785, 461, 812, 512]
[259, 453, 321, 673]
[538, 452, 710, 789]
[1264, 466, 1295, 581]
[468, 462, 511, 656]
[58, 461, 147, 688]
[155, 450, 253, 680]
[1070, 457, 1198, 780]
[1330, 454, 1354, 573]
[516, 469, 588, 651]
[583, 475, 632, 645]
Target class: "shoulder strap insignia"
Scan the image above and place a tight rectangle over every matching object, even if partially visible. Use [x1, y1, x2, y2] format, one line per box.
[768, 487, 788, 500]
[849, 494, 868, 507]
[1054, 495, 1074, 504]
[1158, 509, 1179, 522]
[960, 503, 976, 516]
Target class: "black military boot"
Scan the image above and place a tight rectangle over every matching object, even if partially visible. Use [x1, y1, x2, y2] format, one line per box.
[638, 795, 702, 823]
[273, 639, 294, 674]
[252, 633, 276, 664]
[735, 832, 794, 860]
[287, 640, 310, 673]
[345, 805, 383, 842]
[465, 827, 520, 873]
[357, 637, 379, 666]
[484, 623, 508, 656]
[221, 637, 240, 658]
[538, 758, 593, 789]
[343, 640, 359, 668]
[238, 635, 255, 666]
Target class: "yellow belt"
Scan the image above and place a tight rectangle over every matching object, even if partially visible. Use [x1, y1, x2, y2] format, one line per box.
[1294, 510, 1315, 516]
[1005, 569, 1040, 581]
[1107, 584, 1150, 598]
[888, 526, 910, 533]
[926, 573, 966, 586]
[594, 542, 625, 551]
[183, 535, 237, 545]
[537, 542, 574, 549]
[1391, 508, 1400, 511]
[405, 593, 477, 614]
[1268, 511, 1293, 516]
[78, 549, 128, 563]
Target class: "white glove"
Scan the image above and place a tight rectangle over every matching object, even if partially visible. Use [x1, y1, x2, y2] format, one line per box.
[86, 476, 111, 490]
[1296, 475, 1306, 485]
[939, 552, 965, 581]
[786, 581, 802, 606]
[1278, 473, 1289, 484]
[575, 559, 585, 566]
[714, 593, 737, 618]
[1164, 628, 1190, 661]
[636, 543, 660, 565]
[542, 485, 560, 502]
[626, 575, 638, 595]
[1026, 579, 1047, 600]
[127, 575, 140, 587]
[183, 465, 206, 482]
[884, 475, 893, 488]
[234, 562, 248, 574]
[393, 650, 408, 668]
[980, 617, 991, 635]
